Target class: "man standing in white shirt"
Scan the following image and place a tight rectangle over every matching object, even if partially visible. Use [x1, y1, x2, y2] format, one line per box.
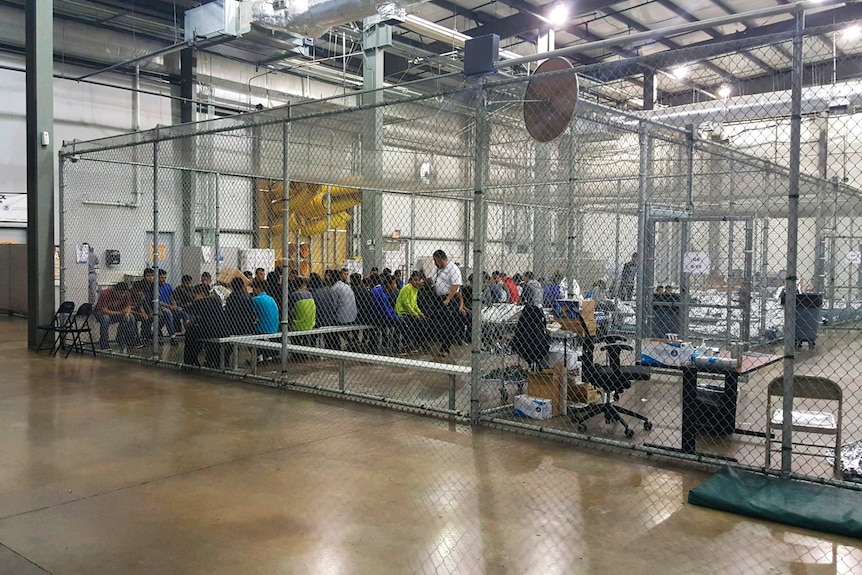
[431, 249, 464, 357]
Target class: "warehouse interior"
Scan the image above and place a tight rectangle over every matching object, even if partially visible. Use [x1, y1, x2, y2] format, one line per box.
[5, 0, 862, 573]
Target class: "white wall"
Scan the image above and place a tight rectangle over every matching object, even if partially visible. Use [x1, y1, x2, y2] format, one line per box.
[0, 54, 175, 240]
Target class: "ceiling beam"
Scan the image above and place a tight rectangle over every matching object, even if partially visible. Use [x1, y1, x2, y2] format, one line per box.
[660, 51, 862, 108]
[709, 0, 793, 61]
[600, 9, 737, 84]
[653, 0, 775, 73]
[682, 3, 862, 58]
[569, 3, 862, 89]
[459, 0, 639, 58]
[774, 0, 844, 58]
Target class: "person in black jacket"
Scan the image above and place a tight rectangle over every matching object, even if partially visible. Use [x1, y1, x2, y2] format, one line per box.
[511, 304, 550, 371]
[350, 273, 375, 351]
[351, 274, 374, 325]
[225, 277, 257, 336]
[183, 285, 229, 368]
[265, 268, 283, 315]
[309, 273, 337, 327]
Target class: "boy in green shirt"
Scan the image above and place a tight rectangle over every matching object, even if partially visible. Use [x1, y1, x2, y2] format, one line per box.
[288, 278, 317, 332]
[396, 271, 428, 350]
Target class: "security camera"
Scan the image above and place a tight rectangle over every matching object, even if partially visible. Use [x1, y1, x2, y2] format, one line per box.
[68, 154, 80, 163]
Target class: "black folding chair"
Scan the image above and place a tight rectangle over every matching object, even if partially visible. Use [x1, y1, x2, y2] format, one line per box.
[36, 301, 76, 354]
[55, 303, 97, 358]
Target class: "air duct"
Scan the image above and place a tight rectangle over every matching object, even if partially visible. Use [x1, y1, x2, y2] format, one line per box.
[251, 0, 426, 38]
[639, 80, 862, 127]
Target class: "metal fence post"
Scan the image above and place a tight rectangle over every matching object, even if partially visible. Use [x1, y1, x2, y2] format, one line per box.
[636, 122, 651, 357]
[781, 9, 805, 476]
[152, 136, 160, 356]
[470, 85, 489, 423]
[281, 117, 292, 375]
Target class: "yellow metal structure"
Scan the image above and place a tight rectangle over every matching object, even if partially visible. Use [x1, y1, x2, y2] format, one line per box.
[258, 180, 361, 273]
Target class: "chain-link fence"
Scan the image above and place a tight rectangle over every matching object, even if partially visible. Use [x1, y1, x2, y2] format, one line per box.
[59, 26, 862, 502]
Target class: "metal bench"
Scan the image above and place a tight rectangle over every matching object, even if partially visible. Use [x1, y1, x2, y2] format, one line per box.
[204, 324, 377, 370]
[238, 340, 471, 411]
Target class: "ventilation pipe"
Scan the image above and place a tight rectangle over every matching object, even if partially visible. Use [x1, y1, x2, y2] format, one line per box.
[640, 80, 862, 126]
[251, 0, 428, 38]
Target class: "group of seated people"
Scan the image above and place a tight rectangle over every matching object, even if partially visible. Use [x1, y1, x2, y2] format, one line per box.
[92, 262, 460, 365]
[94, 268, 211, 352]
[93, 258, 607, 366]
[479, 270, 569, 309]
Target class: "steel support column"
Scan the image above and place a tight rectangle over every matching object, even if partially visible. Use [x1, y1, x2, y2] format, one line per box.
[179, 48, 197, 248]
[359, 18, 388, 272]
[25, 0, 54, 348]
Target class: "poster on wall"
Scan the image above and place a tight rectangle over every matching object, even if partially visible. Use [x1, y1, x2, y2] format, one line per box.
[0, 194, 27, 224]
[76, 243, 90, 264]
[149, 242, 167, 262]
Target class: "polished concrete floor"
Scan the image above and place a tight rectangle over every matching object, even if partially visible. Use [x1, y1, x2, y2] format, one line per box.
[2, 315, 860, 575]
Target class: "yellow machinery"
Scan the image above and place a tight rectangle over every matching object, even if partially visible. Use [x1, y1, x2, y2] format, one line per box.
[259, 180, 362, 272]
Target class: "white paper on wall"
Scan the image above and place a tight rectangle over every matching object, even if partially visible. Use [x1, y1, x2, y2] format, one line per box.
[683, 252, 711, 275]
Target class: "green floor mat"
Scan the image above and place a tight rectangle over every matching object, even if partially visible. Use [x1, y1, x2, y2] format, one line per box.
[688, 466, 862, 539]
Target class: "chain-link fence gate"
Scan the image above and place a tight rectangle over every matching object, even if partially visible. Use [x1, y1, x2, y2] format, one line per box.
[60, 23, 862, 522]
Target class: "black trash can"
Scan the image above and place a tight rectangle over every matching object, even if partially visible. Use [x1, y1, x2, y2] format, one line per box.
[651, 293, 682, 338]
[781, 291, 822, 349]
[795, 293, 822, 348]
[693, 384, 736, 435]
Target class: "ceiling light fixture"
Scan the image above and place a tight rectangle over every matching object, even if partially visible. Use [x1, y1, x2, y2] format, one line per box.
[842, 25, 862, 41]
[548, 3, 569, 27]
[671, 66, 689, 80]
[716, 85, 732, 99]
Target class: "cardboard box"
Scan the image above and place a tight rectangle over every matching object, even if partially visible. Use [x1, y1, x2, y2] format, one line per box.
[554, 317, 597, 336]
[554, 299, 596, 335]
[513, 395, 553, 420]
[640, 338, 694, 367]
[568, 383, 599, 404]
[527, 364, 566, 416]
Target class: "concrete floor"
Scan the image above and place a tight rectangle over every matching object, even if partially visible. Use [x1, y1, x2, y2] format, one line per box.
[2, 315, 860, 575]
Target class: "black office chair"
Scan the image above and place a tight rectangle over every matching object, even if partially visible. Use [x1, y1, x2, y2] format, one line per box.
[511, 305, 550, 371]
[573, 316, 652, 438]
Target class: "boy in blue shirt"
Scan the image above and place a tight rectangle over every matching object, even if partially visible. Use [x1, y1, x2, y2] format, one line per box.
[251, 279, 280, 334]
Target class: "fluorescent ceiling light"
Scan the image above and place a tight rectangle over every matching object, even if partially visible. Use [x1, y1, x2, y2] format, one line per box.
[671, 66, 689, 80]
[842, 25, 861, 41]
[548, 4, 569, 27]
